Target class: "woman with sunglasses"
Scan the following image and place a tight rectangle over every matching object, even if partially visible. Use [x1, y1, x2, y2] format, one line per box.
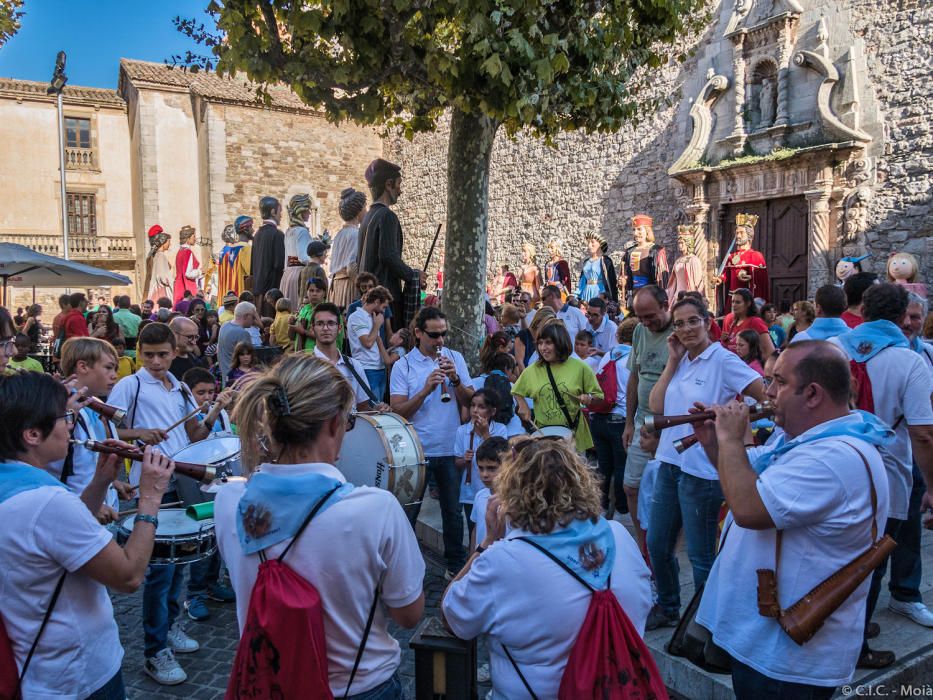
[216, 354, 425, 698]
[643, 296, 766, 631]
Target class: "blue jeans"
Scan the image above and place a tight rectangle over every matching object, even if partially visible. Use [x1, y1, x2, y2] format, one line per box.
[85, 670, 126, 700]
[407, 456, 466, 571]
[889, 463, 925, 603]
[647, 462, 724, 614]
[364, 368, 387, 402]
[347, 671, 403, 700]
[143, 562, 186, 656]
[187, 549, 221, 595]
[731, 657, 834, 700]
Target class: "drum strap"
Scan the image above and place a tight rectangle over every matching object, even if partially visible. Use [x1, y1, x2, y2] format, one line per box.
[14, 572, 67, 697]
[340, 353, 380, 407]
[545, 363, 580, 432]
[61, 412, 92, 485]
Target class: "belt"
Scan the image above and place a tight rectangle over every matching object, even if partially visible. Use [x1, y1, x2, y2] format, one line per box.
[591, 412, 626, 422]
[287, 257, 305, 267]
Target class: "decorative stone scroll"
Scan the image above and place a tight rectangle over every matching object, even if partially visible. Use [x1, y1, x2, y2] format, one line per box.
[669, 70, 730, 174]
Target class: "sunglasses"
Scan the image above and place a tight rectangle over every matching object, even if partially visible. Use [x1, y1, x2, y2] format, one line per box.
[424, 330, 448, 339]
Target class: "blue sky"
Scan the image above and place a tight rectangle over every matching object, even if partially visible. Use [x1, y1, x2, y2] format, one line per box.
[0, 1, 216, 88]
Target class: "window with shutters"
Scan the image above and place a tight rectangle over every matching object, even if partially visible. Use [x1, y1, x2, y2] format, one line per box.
[66, 192, 97, 235]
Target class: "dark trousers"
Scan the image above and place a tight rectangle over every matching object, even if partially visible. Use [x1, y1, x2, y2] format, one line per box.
[407, 456, 466, 571]
[731, 658, 835, 700]
[85, 670, 127, 700]
[862, 516, 906, 651]
[187, 549, 221, 596]
[589, 413, 628, 511]
[889, 463, 925, 603]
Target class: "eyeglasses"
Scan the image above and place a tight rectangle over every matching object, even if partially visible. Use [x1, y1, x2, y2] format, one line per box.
[314, 321, 339, 328]
[0, 337, 14, 355]
[179, 333, 199, 342]
[346, 413, 357, 432]
[672, 317, 705, 331]
[58, 410, 76, 426]
[424, 330, 448, 339]
[762, 376, 773, 387]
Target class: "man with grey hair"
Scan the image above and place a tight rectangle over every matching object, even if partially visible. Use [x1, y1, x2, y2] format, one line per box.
[168, 317, 205, 381]
[218, 302, 255, 384]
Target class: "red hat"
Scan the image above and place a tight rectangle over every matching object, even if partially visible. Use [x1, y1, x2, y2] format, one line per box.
[632, 214, 653, 228]
[147, 224, 164, 238]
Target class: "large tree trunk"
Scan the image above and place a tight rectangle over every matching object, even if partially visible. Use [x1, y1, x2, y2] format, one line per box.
[442, 109, 499, 371]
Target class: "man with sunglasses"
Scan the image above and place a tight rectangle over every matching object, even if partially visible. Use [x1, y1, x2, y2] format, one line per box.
[391, 306, 474, 577]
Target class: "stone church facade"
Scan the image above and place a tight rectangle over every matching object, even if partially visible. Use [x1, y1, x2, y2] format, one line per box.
[387, 0, 932, 309]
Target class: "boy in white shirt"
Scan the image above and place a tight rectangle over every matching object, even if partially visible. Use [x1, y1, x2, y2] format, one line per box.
[574, 330, 602, 372]
[347, 285, 394, 401]
[469, 436, 510, 551]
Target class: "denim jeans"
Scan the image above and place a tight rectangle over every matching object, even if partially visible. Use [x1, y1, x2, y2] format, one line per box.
[364, 368, 387, 403]
[589, 413, 627, 511]
[143, 562, 186, 657]
[889, 463, 925, 603]
[731, 657, 835, 700]
[647, 462, 724, 614]
[407, 456, 465, 571]
[863, 516, 905, 651]
[187, 549, 221, 595]
[347, 671, 403, 700]
[85, 670, 127, 700]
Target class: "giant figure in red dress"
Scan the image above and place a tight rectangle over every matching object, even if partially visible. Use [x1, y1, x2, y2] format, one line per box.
[718, 213, 768, 300]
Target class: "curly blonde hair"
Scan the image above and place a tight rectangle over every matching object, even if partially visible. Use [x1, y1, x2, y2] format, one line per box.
[496, 439, 602, 534]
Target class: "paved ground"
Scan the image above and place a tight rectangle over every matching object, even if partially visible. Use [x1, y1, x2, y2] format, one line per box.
[114, 545, 491, 699]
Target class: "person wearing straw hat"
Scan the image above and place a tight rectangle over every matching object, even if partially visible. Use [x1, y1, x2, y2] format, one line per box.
[577, 232, 618, 303]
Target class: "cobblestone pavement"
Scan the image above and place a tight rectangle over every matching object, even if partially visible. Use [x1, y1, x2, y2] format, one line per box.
[114, 547, 491, 699]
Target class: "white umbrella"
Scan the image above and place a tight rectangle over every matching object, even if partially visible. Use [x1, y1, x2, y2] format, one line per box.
[0, 242, 132, 305]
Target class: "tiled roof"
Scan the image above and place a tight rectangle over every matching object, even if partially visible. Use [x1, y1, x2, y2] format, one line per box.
[120, 59, 319, 114]
[0, 77, 125, 107]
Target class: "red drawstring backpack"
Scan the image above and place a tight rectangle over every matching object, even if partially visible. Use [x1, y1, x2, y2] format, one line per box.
[504, 538, 669, 700]
[226, 485, 379, 700]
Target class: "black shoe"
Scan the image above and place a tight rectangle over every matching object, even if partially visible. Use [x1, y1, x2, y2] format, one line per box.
[857, 647, 895, 669]
[645, 604, 680, 631]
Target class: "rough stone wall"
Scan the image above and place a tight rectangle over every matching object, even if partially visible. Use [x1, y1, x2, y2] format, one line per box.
[388, 0, 932, 295]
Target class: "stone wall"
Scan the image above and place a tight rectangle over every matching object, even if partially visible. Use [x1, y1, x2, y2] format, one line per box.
[387, 0, 932, 297]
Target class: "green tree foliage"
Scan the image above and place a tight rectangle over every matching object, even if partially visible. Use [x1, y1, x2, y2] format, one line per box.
[0, 0, 25, 49]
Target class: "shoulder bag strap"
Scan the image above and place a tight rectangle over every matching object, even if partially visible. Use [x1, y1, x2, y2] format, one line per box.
[277, 484, 342, 562]
[342, 586, 381, 698]
[544, 363, 579, 432]
[14, 571, 67, 695]
[503, 643, 539, 700]
[514, 536, 595, 591]
[60, 412, 91, 485]
[340, 353, 379, 406]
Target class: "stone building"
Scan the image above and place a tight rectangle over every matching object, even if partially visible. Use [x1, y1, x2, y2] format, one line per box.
[387, 0, 932, 310]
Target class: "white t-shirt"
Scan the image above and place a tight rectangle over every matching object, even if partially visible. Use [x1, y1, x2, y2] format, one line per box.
[347, 307, 384, 370]
[557, 304, 588, 341]
[829, 341, 933, 520]
[216, 462, 424, 696]
[471, 487, 492, 546]
[0, 484, 121, 699]
[595, 349, 631, 417]
[697, 420, 889, 687]
[390, 347, 472, 457]
[313, 345, 373, 406]
[454, 421, 509, 504]
[655, 343, 761, 480]
[443, 520, 652, 700]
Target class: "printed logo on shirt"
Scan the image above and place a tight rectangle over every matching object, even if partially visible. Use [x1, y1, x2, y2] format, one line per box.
[694, 377, 706, 386]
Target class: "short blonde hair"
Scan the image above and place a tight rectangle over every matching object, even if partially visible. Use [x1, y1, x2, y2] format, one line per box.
[528, 307, 556, 338]
[496, 439, 602, 534]
[275, 297, 292, 313]
[500, 303, 521, 326]
[234, 354, 354, 474]
[60, 337, 118, 376]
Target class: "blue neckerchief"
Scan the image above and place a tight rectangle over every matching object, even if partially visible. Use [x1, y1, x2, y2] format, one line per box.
[525, 517, 616, 590]
[0, 461, 65, 504]
[752, 411, 894, 474]
[836, 320, 909, 362]
[609, 344, 632, 363]
[236, 469, 353, 554]
[803, 317, 851, 341]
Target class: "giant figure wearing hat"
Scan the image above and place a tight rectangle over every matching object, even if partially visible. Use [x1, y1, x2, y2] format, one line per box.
[173, 225, 204, 304]
[577, 233, 619, 302]
[717, 213, 768, 300]
[622, 214, 668, 299]
[217, 215, 254, 302]
[144, 224, 173, 304]
[251, 196, 285, 317]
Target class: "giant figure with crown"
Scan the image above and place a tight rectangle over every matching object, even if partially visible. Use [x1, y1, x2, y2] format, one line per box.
[717, 213, 769, 300]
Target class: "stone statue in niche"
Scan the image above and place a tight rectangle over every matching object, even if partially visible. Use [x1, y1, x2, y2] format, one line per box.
[759, 77, 776, 128]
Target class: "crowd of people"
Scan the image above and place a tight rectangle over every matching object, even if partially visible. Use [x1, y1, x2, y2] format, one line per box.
[1, 156, 932, 700]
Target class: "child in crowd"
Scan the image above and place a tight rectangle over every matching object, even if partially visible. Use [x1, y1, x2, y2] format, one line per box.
[454, 389, 509, 532]
[271, 297, 293, 352]
[204, 309, 221, 347]
[227, 341, 258, 386]
[182, 367, 236, 435]
[574, 330, 601, 372]
[291, 277, 339, 352]
[735, 328, 765, 375]
[111, 336, 137, 379]
[8, 334, 44, 372]
[468, 436, 510, 551]
[635, 426, 660, 562]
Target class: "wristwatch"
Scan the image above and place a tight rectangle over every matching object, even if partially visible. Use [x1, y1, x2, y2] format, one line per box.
[135, 514, 159, 528]
[450, 375, 462, 387]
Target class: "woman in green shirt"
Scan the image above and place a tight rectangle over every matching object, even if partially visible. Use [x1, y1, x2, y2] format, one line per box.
[512, 319, 602, 450]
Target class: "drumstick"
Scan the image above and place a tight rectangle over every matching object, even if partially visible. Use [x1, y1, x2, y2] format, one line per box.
[120, 500, 184, 517]
[162, 403, 208, 434]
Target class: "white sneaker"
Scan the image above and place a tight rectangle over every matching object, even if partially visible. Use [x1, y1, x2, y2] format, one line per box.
[888, 599, 933, 627]
[167, 622, 200, 653]
[477, 662, 491, 683]
[144, 648, 187, 685]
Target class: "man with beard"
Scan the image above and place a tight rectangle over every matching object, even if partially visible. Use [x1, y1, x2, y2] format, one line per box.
[251, 197, 285, 317]
[357, 158, 426, 327]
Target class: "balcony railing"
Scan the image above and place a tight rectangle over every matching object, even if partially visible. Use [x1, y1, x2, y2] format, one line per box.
[65, 147, 98, 171]
[0, 233, 136, 261]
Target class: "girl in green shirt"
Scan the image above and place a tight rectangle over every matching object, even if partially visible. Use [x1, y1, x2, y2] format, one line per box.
[291, 277, 344, 352]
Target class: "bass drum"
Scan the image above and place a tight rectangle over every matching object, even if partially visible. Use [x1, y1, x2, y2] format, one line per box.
[532, 425, 574, 441]
[336, 412, 425, 507]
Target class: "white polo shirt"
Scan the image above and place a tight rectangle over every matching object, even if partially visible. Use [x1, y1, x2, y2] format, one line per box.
[588, 315, 618, 354]
[557, 304, 588, 341]
[109, 368, 197, 485]
[655, 343, 761, 480]
[313, 345, 373, 407]
[347, 307, 384, 370]
[215, 462, 424, 696]
[390, 346, 471, 457]
[697, 419, 888, 687]
[443, 520, 652, 700]
[830, 341, 933, 519]
[0, 484, 122, 700]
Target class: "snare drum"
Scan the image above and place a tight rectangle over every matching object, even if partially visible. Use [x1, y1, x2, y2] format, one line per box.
[116, 509, 216, 565]
[173, 435, 242, 477]
[336, 412, 425, 506]
[531, 425, 575, 441]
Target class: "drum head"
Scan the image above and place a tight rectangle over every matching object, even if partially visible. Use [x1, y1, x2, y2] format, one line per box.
[532, 426, 574, 440]
[173, 436, 241, 464]
[122, 508, 209, 535]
